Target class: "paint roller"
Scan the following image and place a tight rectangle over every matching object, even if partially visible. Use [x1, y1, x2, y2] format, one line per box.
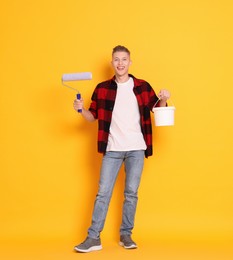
[61, 72, 92, 113]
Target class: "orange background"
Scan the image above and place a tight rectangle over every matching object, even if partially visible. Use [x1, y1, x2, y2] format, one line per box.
[1, 0, 233, 259]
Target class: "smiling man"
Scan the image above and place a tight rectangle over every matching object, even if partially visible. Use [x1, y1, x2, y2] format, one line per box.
[73, 45, 170, 253]
[112, 48, 132, 81]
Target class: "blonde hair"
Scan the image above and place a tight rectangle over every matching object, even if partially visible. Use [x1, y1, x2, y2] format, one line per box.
[112, 45, 130, 56]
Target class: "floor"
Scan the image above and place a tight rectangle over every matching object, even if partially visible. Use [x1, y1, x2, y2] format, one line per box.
[1, 238, 232, 260]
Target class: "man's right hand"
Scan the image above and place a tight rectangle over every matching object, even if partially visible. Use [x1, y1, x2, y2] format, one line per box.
[73, 98, 83, 112]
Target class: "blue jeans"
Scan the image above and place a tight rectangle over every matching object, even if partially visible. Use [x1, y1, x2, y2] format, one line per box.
[88, 150, 145, 239]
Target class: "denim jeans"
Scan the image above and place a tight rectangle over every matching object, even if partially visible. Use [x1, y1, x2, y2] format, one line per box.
[88, 150, 145, 239]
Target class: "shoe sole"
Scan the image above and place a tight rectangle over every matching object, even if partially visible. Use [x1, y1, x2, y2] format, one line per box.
[119, 242, 137, 249]
[74, 245, 102, 253]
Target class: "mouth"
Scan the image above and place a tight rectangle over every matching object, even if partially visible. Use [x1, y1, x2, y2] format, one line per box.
[117, 66, 125, 71]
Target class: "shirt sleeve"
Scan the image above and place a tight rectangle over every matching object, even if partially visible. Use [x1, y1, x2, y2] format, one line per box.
[88, 87, 98, 119]
[148, 84, 159, 111]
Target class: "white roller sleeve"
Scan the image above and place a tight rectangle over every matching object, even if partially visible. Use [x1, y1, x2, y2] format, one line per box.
[62, 72, 92, 81]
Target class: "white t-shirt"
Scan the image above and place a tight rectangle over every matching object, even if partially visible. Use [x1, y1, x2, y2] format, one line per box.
[106, 77, 147, 151]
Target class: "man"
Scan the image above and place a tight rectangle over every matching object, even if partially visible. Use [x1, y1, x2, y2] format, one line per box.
[73, 45, 170, 253]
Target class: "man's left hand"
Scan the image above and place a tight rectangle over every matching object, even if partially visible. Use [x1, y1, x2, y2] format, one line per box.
[158, 89, 171, 101]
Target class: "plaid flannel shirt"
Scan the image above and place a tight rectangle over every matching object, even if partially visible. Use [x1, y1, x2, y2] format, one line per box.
[89, 74, 159, 158]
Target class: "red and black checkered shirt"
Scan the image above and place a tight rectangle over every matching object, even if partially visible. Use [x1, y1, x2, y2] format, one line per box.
[89, 74, 159, 158]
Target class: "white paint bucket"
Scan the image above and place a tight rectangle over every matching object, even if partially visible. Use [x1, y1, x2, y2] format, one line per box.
[152, 106, 175, 126]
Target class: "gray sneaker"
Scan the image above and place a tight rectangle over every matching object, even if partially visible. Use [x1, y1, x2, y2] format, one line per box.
[119, 235, 137, 249]
[74, 237, 102, 253]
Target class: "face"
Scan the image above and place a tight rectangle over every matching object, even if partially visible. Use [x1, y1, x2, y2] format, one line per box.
[111, 51, 132, 77]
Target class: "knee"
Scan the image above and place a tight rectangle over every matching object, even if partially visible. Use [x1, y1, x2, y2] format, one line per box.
[124, 188, 138, 201]
[125, 182, 139, 196]
[96, 186, 112, 203]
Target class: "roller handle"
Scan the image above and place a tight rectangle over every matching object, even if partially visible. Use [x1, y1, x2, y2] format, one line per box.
[76, 93, 82, 113]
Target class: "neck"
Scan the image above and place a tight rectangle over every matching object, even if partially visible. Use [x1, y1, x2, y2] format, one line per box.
[115, 74, 130, 83]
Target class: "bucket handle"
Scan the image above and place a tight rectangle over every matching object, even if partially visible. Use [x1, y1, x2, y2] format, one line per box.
[153, 98, 174, 109]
